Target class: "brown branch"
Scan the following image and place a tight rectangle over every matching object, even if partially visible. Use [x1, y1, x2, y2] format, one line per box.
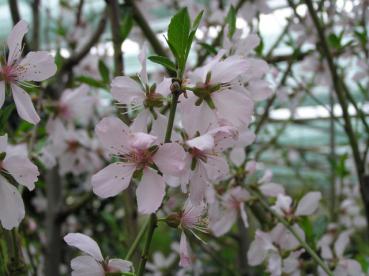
[31, 0, 40, 50]
[61, 8, 108, 74]
[106, 0, 124, 76]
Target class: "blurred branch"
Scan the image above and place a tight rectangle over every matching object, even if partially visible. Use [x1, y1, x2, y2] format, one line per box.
[8, 0, 31, 52]
[56, 193, 94, 223]
[31, 0, 40, 50]
[76, 0, 85, 26]
[125, 0, 168, 58]
[106, 0, 124, 76]
[61, 8, 108, 74]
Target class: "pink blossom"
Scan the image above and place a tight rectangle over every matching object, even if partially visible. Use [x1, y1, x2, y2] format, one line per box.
[210, 186, 250, 237]
[91, 116, 186, 213]
[64, 233, 132, 276]
[0, 134, 39, 229]
[0, 20, 57, 124]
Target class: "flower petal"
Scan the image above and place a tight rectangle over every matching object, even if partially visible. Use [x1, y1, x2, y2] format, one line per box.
[153, 143, 186, 176]
[111, 76, 144, 105]
[108, 259, 132, 273]
[179, 232, 192, 267]
[0, 176, 25, 230]
[3, 155, 39, 190]
[136, 169, 165, 214]
[186, 134, 214, 152]
[11, 84, 40, 124]
[295, 191, 321, 216]
[70, 256, 104, 276]
[92, 163, 135, 198]
[129, 132, 157, 150]
[203, 155, 229, 181]
[64, 233, 104, 262]
[18, 51, 57, 81]
[95, 117, 131, 155]
[7, 20, 28, 65]
[211, 209, 237, 237]
[189, 163, 208, 205]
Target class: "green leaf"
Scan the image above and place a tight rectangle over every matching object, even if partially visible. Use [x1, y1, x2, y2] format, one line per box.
[199, 42, 217, 55]
[0, 104, 15, 134]
[328, 33, 341, 49]
[226, 5, 237, 39]
[76, 76, 106, 89]
[185, 10, 204, 60]
[121, 12, 133, 41]
[148, 55, 177, 72]
[167, 8, 191, 73]
[98, 60, 110, 84]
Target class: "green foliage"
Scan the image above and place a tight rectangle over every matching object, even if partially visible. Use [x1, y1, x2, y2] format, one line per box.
[121, 11, 134, 41]
[148, 55, 177, 72]
[166, 8, 203, 77]
[0, 104, 15, 134]
[226, 5, 237, 39]
[75, 76, 107, 89]
[98, 60, 110, 84]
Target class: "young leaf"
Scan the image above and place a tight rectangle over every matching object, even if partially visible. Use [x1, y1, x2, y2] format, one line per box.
[148, 56, 177, 72]
[226, 5, 236, 39]
[98, 60, 110, 84]
[0, 104, 15, 133]
[121, 12, 133, 41]
[76, 76, 106, 89]
[185, 10, 204, 60]
[167, 8, 191, 73]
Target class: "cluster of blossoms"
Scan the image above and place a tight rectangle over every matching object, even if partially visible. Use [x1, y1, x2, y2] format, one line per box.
[1, 0, 368, 274]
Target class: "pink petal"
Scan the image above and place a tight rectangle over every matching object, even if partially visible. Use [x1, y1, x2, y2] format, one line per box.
[211, 56, 251, 83]
[247, 80, 274, 102]
[179, 95, 218, 138]
[7, 20, 28, 65]
[11, 84, 40, 124]
[212, 90, 254, 127]
[203, 155, 229, 181]
[259, 183, 285, 197]
[3, 155, 39, 190]
[111, 76, 144, 105]
[189, 163, 208, 205]
[92, 163, 135, 198]
[136, 169, 165, 214]
[95, 117, 131, 155]
[179, 232, 192, 267]
[64, 233, 104, 262]
[70, 256, 104, 276]
[108, 259, 132, 272]
[156, 77, 171, 97]
[153, 143, 186, 176]
[0, 81, 5, 108]
[211, 209, 237, 237]
[0, 176, 25, 230]
[18, 51, 57, 81]
[186, 134, 214, 152]
[334, 230, 351, 258]
[129, 132, 157, 150]
[139, 44, 148, 84]
[230, 147, 245, 166]
[295, 191, 321, 216]
[240, 202, 249, 228]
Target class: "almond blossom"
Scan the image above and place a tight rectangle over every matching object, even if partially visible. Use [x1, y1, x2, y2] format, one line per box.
[64, 233, 132, 276]
[91, 116, 186, 213]
[0, 20, 57, 124]
[0, 134, 39, 229]
[209, 186, 250, 237]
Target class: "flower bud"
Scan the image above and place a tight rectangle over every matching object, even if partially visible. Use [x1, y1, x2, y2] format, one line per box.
[166, 213, 181, 228]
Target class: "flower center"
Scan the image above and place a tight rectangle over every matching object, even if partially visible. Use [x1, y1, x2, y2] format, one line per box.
[0, 64, 17, 82]
[124, 149, 153, 170]
[67, 140, 80, 153]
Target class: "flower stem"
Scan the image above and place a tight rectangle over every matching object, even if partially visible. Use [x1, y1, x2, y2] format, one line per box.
[137, 213, 157, 276]
[250, 190, 333, 276]
[164, 92, 180, 143]
[125, 217, 150, 260]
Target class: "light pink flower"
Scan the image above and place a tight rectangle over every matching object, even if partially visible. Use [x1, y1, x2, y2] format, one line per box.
[64, 233, 132, 276]
[0, 20, 57, 124]
[210, 186, 250, 237]
[184, 126, 238, 205]
[0, 134, 39, 229]
[91, 116, 186, 213]
[177, 201, 207, 267]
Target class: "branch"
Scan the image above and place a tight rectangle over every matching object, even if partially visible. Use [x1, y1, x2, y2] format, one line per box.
[61, 8, 108, 74]
[31, 0, 40, 50]
[125, 0, 168, 58]
[106, 0, 124, 76]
